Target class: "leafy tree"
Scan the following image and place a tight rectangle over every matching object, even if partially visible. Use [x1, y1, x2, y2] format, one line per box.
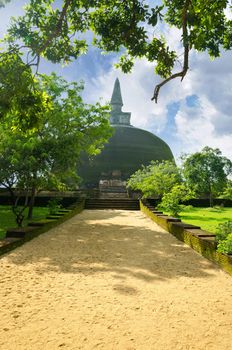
[0, 73, 112, 225]
[0, 49, 52, 129]
[2, 0, 232, 102]
[219, 180, 232, 200]
[182, 147, 232, 207]
[158, 184, 195, 217]
[127, 160, 181, 199]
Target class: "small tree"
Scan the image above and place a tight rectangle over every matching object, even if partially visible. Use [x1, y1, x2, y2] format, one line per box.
[219, 180, 232, 201]
[182, 147, 232, 207]
[0, 73, 112, 226]
[158, 184, 195, 217]
[127, 160, 181, 199]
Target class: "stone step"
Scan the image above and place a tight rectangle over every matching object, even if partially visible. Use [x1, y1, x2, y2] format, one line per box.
[46, 215, 63, 220]
[0, 237, 21, 248]
[85, 202, 139, 205]
[6, 226, 39, 238]
[85, 204, 139, 208]
[85, 200, 138, 204]
[28, 220, 54, 227]
[172, 222, 201, 229]
[99, 188, 127, 193]
[85, 199, 139, 210]
[58, 209, 71, 213]
[86, 200, 138, 203]
[49, 212, 65, 217]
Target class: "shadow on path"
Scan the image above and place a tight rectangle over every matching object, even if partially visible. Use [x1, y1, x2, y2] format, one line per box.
[4, 210, 218, 283]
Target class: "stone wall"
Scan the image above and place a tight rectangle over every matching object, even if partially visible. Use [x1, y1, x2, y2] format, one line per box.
[140, 201, 232, 276]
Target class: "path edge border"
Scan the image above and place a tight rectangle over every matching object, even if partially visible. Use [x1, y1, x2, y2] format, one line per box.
[0, 200, 85, 258]
[140, 200, 232, 277]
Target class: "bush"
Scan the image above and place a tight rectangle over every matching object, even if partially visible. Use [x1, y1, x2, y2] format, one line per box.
[157, 184, 195, 217]
[47, 198, 63, 215]
[217, 233, 232, 254]
[215, 221, 232, 242]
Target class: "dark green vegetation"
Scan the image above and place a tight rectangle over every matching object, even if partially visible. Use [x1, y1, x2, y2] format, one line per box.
[0, 201, 85, 257]
[216, 222, 232, 255]
[129, 148, 232, 255]
[178, 207, 232, 234]
[158, 185, 195, 217]
[182, 147, 232, 207]
[0, 74, 111, 226]
[79, 125, 173, 185]
[127, 160, 179, 198]
[128, 147, 232, 215]
[0, 205, 49, 239]
[141, 201, 232, 276]
[1, 1, 232, 106]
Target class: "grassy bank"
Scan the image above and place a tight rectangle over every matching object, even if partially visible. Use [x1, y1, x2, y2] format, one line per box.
[0, 205, 49, 239]
[178, 207, 232, 233]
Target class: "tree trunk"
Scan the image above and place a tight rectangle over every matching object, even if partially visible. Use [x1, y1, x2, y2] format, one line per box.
[209, 193, 213, 207]
[12, 196, 25, 227]
[27, 186, 36, 220]
[209, 184, 214, 207]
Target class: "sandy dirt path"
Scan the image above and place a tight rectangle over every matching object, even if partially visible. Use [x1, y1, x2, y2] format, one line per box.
[0, 210, 232, 350]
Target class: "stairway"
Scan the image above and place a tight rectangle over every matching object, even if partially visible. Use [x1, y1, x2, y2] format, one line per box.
[85, 198, 140, 210]
[99, 186, 128, 199]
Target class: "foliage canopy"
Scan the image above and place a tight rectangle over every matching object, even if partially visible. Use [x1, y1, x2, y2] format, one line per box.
[2, 0, 232, 102]
[127, 160, 181, 199]
[158, 184, 195, 217]
[0, 73, 112, 224]
[182, 147, 232, 206]
[0, 49, 51, 129]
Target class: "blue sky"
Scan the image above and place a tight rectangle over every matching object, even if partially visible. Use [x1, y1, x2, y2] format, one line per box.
[1, 1, 232, 162]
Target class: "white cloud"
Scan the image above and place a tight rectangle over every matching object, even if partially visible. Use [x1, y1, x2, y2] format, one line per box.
[0, 1, 26, 36]
[175, 96, 232, 160]
[85, 44, 232, 160]
[0, 0, 230, 161]
[85, 56, 192, 130]
[85, 58, 168, 132]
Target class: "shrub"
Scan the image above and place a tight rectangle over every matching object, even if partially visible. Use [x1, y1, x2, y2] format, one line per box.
[217, 234, 232, 255]
[157, 184, 195, 217]
[47, 198, 63, 215]
[127, 160, 181, 199]
[215, 221, 232, 242]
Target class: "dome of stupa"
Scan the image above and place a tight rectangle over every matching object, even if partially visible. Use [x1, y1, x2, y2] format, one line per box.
[78, 79, 174, 187]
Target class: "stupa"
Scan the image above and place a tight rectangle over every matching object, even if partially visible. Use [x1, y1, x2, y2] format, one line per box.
[78, 78, 174, 188]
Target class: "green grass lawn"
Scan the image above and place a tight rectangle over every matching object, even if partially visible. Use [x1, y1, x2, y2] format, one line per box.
[0, 205, 49, 239]
[178, 207, 232, 233]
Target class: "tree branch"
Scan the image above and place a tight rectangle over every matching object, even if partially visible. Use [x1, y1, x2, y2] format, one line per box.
[36, 0, 72, 56]
[0, 45, 28, 58]
[151, 0, 191, 103]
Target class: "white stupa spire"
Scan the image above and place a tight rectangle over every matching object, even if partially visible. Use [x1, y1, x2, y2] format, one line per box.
[110, 78, 131, 126]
